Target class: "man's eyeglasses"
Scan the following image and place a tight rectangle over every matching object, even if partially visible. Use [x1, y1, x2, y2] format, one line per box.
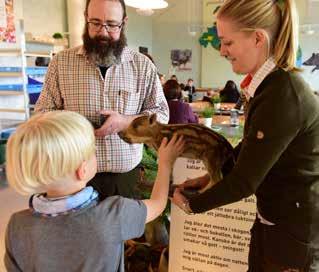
[87, 21, 123, 33]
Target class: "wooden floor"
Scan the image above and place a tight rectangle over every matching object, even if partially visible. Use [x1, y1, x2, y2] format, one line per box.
[0, 170, 28, 271]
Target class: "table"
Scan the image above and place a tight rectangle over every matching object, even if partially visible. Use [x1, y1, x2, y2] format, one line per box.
[199, 110, 244, 147]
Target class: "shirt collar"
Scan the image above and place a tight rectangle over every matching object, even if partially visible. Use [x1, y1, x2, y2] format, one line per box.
[241, 57, 276, 100]
[77, 45, 134, 64]
[30, 186, 99, 217]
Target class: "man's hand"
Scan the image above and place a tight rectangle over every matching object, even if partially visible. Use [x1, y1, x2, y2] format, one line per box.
[94, 110, 132, 137]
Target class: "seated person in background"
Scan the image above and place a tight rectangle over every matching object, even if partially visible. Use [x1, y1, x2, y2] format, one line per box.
[35, 56, 50, 67]
[159, 73, 166, 86]
[179, 83, 189, 101]
[164, 79, 198, 124]
[4, 111, 184, 272]
[184, 78, 196, 94]
[170, 74, 178, 82]
[184, 78, 196, 103]
[202, 90, 216, 103]
[219, 80, 240, 103]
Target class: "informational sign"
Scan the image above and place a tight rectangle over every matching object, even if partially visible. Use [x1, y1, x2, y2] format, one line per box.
[0, 0, 16, 43]
[169, 158, 256, 272]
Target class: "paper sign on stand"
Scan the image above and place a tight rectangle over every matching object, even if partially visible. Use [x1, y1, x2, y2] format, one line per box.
[169, 158, 256, 271]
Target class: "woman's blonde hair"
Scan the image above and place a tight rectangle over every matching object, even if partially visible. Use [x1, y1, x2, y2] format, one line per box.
[217, 0, 299, 71]
[6, 111, 96, 195]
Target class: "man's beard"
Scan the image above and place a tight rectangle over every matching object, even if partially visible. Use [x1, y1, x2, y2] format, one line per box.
[82, 27, 127, 66]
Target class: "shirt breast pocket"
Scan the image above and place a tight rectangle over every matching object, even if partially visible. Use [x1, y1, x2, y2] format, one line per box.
[116, 81, 141, 115]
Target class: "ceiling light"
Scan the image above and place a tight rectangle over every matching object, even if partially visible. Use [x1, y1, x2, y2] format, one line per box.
[136, 8, 155, 16]
[300, 24, 318, 35]
[125, 0, 168, 10]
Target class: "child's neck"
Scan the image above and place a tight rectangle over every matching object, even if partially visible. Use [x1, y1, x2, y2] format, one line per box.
[46, 176, 87, 198]
[46, 187, 84, 198]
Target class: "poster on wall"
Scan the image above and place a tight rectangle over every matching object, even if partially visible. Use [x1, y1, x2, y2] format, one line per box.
[299, 42, 319, 92]
[171, 49, 192, 71]
[0, 0, 16, 43]
[169, 158, 256, 272]
[0, 0, 6, 28]
[303, 52, 319, 74]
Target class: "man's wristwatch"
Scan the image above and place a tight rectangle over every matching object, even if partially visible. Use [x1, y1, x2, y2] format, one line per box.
[182, 199, 194, 215]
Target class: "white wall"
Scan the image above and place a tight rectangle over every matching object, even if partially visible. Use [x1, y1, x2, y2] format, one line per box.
[22, 1, 152, 52]
[22, 0, 67, 37]
[299, 33, 319, 92]
[66, 0, 85, 48]
[201, 0, 242, 89]
[126, 7, 153, 52]
[152, 0, 202, 86]
[5, 0, 319, 91]
[296, 0, 319, 92]
[200, 0, 319, 91]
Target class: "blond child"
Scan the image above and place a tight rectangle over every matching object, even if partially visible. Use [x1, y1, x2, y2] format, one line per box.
[5, 111, 183, 272]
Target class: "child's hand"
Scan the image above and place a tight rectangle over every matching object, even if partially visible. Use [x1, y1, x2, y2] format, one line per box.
[158, 134, 184, 167]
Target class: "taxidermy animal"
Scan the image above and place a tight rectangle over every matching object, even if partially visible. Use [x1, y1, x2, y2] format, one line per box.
[119, 114, 235, 188]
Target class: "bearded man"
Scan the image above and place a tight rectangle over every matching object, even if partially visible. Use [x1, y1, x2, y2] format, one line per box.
[35, 0, 169, 199]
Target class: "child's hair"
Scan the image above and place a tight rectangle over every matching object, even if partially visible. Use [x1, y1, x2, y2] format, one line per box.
[217, 0, 299, 71]
[163, 79, 182, 100]
[6, 111, 96, 195]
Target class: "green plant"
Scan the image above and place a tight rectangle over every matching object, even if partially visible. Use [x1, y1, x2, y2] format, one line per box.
[141, 147, 158, 195]
[52, 32, 63, 39]
[201, 106, 215, 118]
[140, 146, 171, 245]
[211, 96, 221, 104]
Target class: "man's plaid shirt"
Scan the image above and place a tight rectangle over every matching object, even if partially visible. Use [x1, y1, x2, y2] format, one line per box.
[35, 46, 169, 173]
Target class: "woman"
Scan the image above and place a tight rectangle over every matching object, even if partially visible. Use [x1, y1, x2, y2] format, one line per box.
[163, 79, 198, 124]
[219, 80, 240, 103]
[172, 0, 319, 271]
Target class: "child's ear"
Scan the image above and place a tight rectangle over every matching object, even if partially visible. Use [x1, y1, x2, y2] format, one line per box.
[75, 161, 88, 181]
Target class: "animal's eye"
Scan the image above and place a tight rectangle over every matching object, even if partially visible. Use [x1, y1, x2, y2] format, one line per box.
[132, 123, 139, 129]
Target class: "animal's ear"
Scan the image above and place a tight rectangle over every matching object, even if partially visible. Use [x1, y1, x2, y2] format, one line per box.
[149, 114, 157, 125]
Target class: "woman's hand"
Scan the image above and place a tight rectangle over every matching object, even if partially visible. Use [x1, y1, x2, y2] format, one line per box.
[179, 174, 210, 191]
[171, 174, 209, 214]
[171, 187, 193, 214]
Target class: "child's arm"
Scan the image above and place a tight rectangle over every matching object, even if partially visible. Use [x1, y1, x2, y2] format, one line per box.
[142, 134, 184, 223]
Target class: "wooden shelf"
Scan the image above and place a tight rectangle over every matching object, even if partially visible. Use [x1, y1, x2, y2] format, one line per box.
[0, 49, 21, 56]
[0, 21, 52, 121]
[24, 51, 51, 58]
[26, 39, 55, 45]
[0, 108, 26, 113]
[0, 72, 22, 77]
[0, 91, 23, 96]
